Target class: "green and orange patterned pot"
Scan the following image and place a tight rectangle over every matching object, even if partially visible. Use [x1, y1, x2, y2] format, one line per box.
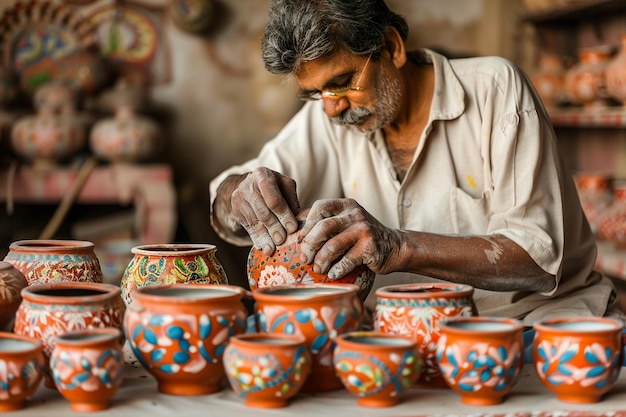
[120, 244, 229, 305]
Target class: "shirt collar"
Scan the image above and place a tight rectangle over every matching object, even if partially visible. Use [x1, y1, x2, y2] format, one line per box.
[419, 48, 465, 121]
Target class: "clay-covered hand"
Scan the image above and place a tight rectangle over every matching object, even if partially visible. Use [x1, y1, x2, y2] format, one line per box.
[298, 198, 403, 279]
[230, 167, 300, 254]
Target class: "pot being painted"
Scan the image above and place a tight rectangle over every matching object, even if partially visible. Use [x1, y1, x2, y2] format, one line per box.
[253, 283, 363, 392]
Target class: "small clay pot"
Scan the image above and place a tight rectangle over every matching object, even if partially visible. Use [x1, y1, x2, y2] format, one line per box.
[436, 316, 525, 406]
[0, 332, 45, 411]
[253, 283, 363, 392]
[124, 284, 249, 395]
[50, 328, 124, 412]
[532, 316, 624, 404]
[333, 331, 422, 408]
[0, 261, 28, 331]
[223, 333, 311, 408]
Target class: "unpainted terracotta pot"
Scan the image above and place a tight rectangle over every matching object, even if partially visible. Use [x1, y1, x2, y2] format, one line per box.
[532, 316, 624, 404]
[223, 333, 311, 408]
[563, 46, 613, 108]
[3, 239, 103, 285]
[0, 332, 45, 411]
[373, 283, 476, 388]
[13, 282, 125, 387]
[50, 328, 124, 412]
[333, 331, 422, 408]
[0, 261, 28, 331]
[253, 283, 363, 392]
[124, 284, 249, 395]
[120, 243, 229, 305]
[436, 316, 525, 406]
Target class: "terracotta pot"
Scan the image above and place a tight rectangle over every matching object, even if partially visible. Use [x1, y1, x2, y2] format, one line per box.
[530, 52, 566, 108]
[436, 316, 524, 406]
[532, 317, 624, 404]
[54, 50, 111, 97]
[3, 239, 103, 285]
[563, 46, 613, 108]
[597, 180, 626, 248]
[605, 33, 626, 106]
[0, 261, 28, 331]
[373, 283, 476, 388]
[333, 331, 422, 408]
[120, 243, 229, 305]
[124, 284, 248, 395]
[0, 332, 45, 411]
[13, 282, 125, 387]
[247, 228, 374, 303]
[574, 172, 613, 235]
[253, 283, 363, 392]
[223, 333, 311, 408]
[50, 328, 124, 412]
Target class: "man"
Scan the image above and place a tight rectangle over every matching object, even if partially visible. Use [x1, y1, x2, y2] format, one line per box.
[209, 0, 624, 324]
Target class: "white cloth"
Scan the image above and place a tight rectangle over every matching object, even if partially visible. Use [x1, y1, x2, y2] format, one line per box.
[210, 49, 622, 325]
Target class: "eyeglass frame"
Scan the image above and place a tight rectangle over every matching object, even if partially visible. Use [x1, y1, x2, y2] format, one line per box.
[296, 53, 373, 101]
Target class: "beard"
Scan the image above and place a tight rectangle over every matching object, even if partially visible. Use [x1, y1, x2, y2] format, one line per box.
[330, 63, 402, 134]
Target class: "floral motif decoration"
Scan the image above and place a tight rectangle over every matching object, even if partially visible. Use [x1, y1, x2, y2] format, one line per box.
[436, 338, 522, 392]
[127, 312, 246, 375]
[0, 358, 43, 399]
[224, 345, 309, 397]
[333, 349, 422, 397]
[4, 252, 102, 284]
[535, 340, 622, 389]
[50, 348, 123, 391]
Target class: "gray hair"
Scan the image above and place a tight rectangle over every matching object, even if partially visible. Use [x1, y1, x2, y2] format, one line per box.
[261, 0, 408, 75]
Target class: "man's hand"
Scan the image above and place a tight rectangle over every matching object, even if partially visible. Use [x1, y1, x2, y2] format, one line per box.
[298, 198, 403, 279]
[230, 167, 300, 254]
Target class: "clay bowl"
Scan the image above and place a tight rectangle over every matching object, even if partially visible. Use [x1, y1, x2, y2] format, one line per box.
[373, 282, 476, 387]
[223, 333, 311, 408]
[333, 331, 422, 408]
[532, 316, 624, 404]
[0, 332, 45, 411]
[247, 227, 374, 303]
[436, 316, 525, 406]
[252, 283, 363, 392]
[124, 284, 249, 395]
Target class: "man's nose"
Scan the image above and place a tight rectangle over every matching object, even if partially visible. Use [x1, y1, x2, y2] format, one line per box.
[323, 97, 350, 118]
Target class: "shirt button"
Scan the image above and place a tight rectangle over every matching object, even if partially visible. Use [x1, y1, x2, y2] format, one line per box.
[402, 199, 412, 207]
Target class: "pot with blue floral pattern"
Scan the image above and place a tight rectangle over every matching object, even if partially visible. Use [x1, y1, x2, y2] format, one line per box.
[252, 283, 363, 392]
[123, 283, 248, 395]
[120, 243, 228, 306]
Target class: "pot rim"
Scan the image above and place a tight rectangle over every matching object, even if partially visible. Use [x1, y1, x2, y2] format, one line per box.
[336, 331, 416, 350]
[131, 243, 217, 256]
[54, 327, 122, 347]
[438, 316, 524, 335]
[132, 283, 247, 304]
[8, 239, 95, 253]
[252, 283, 360, 304]
[532, 316, 625, 334]
[229, 332, 307, 348]
[21, 282, 121, 303]
[375, 282, 474, 299]
[0, 331, 43, 354]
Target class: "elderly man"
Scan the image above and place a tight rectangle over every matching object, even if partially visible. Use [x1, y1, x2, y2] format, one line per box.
[209, 0, 624, 325]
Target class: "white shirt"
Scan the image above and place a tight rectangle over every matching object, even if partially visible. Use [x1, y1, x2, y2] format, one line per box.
[210, 49, 622, 324]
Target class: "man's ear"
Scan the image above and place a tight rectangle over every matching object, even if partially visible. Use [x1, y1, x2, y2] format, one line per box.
[383, 26, 407, 69]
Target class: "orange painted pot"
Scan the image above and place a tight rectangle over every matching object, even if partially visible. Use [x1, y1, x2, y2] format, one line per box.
[50, 328, 124, 412]
[0, 261, 28, 331]
[223, 333, 311, 408]
[124, 284, 249, 395]
[436, 316, 525, 406]
[0, 332, 45, 411]
[333, 331, 422, 408]
[247, 231, 374, 303]
[120, 243, 229, 305]
[253, 283, 363, 392]
[373, 283, 476, 387]
[4, 240, 103, 285]
[532, 317, 624, 404]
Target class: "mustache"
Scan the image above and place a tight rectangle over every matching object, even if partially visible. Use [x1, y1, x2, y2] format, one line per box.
[330, 107, 372, 126]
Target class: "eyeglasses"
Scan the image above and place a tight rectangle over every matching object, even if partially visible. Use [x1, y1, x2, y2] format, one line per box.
[297, 54, 372, 101]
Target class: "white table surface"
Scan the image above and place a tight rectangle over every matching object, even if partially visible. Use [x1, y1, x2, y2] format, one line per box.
[19, 342, 626, 417]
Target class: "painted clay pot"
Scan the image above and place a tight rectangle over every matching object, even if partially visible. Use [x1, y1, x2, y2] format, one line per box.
[605, 33, 626, 106]
[530, 52, 565, 108]
[253, 283, 363, 392]
[373, 283, 476, 388]
[124, 284, 248, 395]
[247, 228, 374, 303]
[597, 180, 626, 248]
[333, 331, 422, 408]
[54, 50, 111, 97]
[50, 328, 124, 412]
[0, 261, 28, 331]
[3, 239, 103, 285]
[436, 317, 524, 406]
[223, 333, 311, 408]
[563, 46, 613, 108]
[0, 332, 45, 411]
[532, 317, 624, 404]
[574, 172, 613, 235]
[170, 0, 216, 34]
[120, 243, 229, 305]
[13, 282, 125, 387]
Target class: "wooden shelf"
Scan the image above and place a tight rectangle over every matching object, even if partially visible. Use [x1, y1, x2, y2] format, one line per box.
[548, 107, 626, 127]
[522, 0, 626, 25]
